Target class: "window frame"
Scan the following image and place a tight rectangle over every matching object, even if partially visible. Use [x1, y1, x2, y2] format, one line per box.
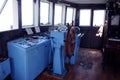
[66, 7, 76, 25]
[21, 0, 34, 28]
[40, 1, 52, 26]
[0, 0, 19, 32]
[54, 4, 66, 25]
[92, 9, 106, 27]
[79, 9, 92, 27]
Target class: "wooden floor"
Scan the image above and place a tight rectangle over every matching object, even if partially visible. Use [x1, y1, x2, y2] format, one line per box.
[36, 48, 120, 80]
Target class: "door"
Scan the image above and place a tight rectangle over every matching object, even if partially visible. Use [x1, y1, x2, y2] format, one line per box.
[78, 9, 106, 49]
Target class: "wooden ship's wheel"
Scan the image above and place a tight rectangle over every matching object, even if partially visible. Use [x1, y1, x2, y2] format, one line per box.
[64, 26, 76, 62]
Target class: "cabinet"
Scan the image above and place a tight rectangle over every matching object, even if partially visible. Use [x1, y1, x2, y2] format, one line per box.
[104, 39, 120, 67]
[106, 0, 120, 39]
[103, 0, 120, 68]
[7, 37, 51, 80]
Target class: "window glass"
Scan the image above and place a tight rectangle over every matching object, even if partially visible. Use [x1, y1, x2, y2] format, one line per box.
[22, 0, 33, 27]
[0, 0, 14, 32]
[54, 4, 62, 25]
[79, 9, 91, 26]
[93, 10, 105, 27]
[40, 2, 49, 25]
[66, 7, 73, 25]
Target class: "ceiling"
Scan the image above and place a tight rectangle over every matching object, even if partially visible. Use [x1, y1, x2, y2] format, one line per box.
[65, 0, 107, 4]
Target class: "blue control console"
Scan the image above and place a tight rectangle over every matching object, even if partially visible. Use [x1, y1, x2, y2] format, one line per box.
[7, 31, 81, 79]
[50, 30, 81, 78]
[0, 58, 10, 80]
[11, 36, 48, 48]
[7, 36, 51, 80]
[50, 30, 67, 76]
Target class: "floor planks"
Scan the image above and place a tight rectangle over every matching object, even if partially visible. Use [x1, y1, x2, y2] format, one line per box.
[36, 48, 120, 80]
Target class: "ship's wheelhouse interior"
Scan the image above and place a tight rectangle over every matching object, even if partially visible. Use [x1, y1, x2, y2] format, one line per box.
[0, 0, 120, 80]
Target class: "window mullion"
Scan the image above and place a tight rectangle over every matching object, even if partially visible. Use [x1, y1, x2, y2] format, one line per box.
[90, 9, 93, 27]
[34, 0, 39, 27]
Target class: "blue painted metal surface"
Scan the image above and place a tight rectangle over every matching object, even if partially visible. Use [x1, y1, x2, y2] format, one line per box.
[50, 30, 66, 75]
[7, 36, 51, 80]
[70, 33, 81, 64]
[0, 59, 10, 80]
